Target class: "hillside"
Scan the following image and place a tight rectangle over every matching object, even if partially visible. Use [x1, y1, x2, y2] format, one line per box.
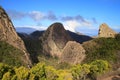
[0, 6, 32, 66]
[82, 34, 120, 69]
[0, 41, 27, 66]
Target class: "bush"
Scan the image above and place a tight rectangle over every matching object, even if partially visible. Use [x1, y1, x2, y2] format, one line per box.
[15, 66, 29, 80]
[90, 60, 110, 79]
[0, 63, 12, 79]
[0, 60, 111, 80]
[57, 70, 72, 80]
[30, 63, 46, 80]
[45, 66, 58, 80]
[71, 64, 90, 80]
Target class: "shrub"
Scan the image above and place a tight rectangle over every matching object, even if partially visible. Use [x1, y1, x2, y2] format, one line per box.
[15, 66, 29, 80]
[90, 60, 110, 79]
[0, 63, 12, 79]
[30, 63, 46, 80]
[57, 70, 72, 80]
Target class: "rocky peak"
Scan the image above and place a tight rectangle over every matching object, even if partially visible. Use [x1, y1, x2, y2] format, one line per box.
[0, 6, 32, 66]
[61, 41, 86, 64]
[40, 22, 86, 64]
[40, 22, 73, 57]
[98, 23, 117, 38]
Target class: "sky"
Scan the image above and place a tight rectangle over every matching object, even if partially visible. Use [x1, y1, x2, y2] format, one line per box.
[0, 0, 120, 36]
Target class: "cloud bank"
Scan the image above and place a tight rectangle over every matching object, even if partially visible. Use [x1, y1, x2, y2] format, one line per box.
[7, 9, 98, 35]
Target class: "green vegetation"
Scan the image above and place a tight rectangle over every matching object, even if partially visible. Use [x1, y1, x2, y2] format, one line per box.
[83, 34, 120, 65]
[0, 41, 25, 66]
[0, 60, 110, 80]
[38, 55, 71, 69]
[20, 36, 71, 69]
[22, 39, 42, 63]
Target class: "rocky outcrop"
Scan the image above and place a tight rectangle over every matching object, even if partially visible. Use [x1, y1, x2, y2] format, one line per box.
[98, 23, 117, 38]
[61, 41, 86, 64]
[40, 22, 86, 64]
[40, 22, 73, 57]
[0, 6, 32, 66]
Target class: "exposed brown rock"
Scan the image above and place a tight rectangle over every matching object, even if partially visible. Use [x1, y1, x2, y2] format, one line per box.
[40, 22, 73, 57]
[98, 23, 117, 38]
[40, 23, 86, 64]
[0, 6, 32, 66]
[61, 41, 86, 64]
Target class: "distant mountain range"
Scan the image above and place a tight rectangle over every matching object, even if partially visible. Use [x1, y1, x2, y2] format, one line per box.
[16, 27, 37, 34]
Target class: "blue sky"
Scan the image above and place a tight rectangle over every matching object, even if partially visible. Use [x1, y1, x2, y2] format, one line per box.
[0, 0, 120, 36]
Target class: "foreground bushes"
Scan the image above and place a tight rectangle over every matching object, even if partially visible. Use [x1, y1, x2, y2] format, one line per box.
[0, 60, 110, 80]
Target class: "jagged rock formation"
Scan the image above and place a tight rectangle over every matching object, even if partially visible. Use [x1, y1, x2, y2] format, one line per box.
[61, 41, 86, 64]
[98, 23, 117, 38]
[39, 22, 73, 57]
[0, 6, 32, 66]
[39, 22, 86, 64]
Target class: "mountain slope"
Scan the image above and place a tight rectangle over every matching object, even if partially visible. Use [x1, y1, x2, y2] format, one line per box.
[0, 6, 32, 66]
[82, 34, 120, 69]
[0, 41, 27, 66]
[67, 30, 93, 43]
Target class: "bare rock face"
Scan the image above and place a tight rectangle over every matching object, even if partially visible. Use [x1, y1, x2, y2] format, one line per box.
[0, 7, 32, 66]
[40, 23, 86, 64]
[98, 23, 117, 38]
[40, 22, 73, 57]
[61, 41, 86, 64]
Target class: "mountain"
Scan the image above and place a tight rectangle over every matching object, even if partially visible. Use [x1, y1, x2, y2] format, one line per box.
[39, 22, 73, 57]
[0, 6, 32, 66]
[98, 23, 117, 38]
[16, 27, 37, 34]
[18, 28, 89, 64]
[67, 30, 93, 43]
[39, 22, 86, 64]
[30, 30, 44, 39]
[29, 30, 92, 43]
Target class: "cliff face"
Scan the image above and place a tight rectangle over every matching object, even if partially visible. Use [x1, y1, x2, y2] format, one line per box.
[0, 7, 32, 66]
[98, 23, 117, 38]
[40, 22, 73, 57]
[61, 41, 86, 64]
[40, 22, 86, 64]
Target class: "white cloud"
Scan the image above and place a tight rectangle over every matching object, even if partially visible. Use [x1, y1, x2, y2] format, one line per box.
[64, 20, 81, 32]
[63, 20, 93, 32]
[29, 11, 45, 21]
